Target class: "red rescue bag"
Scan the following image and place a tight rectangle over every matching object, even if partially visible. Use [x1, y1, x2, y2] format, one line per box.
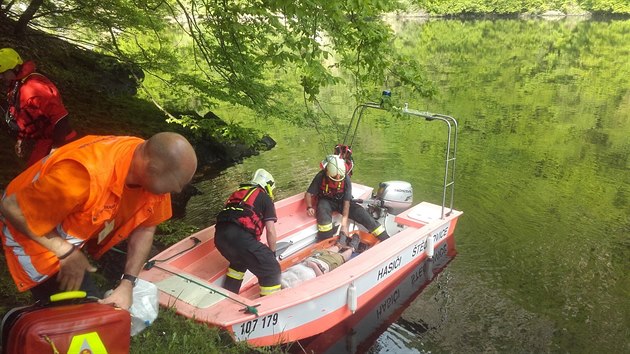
[1, 291, 131, 354]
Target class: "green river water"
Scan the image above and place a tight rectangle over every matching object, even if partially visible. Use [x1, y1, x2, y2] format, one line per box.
[182, 17, 629, 353]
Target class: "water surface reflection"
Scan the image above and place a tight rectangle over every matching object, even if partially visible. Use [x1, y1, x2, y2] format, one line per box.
[183, 17, 630, 353]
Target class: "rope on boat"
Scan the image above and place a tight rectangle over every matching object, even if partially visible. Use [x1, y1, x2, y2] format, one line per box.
[114, 237, 259, 315]
[143, 237, 202, 270]
[152, 263, 260, 316]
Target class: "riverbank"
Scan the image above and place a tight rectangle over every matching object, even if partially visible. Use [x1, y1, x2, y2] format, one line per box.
[0, 17, 168, 185]
[0, 18, 280, 353]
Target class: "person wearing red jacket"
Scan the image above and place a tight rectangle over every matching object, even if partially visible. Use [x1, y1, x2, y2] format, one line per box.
[0, 47, 78, 166]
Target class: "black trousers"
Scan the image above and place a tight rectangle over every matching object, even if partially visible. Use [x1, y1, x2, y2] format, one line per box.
[214, 222, 280, 292]
[30, 272, 101, 302]
[316, 198, 382, 240]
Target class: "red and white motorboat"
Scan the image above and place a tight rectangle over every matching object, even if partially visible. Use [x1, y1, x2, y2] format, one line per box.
[139, 98, 463, 346]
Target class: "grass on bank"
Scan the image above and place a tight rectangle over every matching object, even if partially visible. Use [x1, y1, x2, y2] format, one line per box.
[0, 228, 286, 354]
[130, 308, 284, 354]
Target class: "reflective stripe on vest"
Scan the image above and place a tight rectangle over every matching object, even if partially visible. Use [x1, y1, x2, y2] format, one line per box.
[1, 224, 48, 284]
[55, 224, 88, 247]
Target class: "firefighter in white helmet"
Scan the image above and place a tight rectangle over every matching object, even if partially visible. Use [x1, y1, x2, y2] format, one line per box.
[305, 155, 389, 242]
[214, 169, 281, 296]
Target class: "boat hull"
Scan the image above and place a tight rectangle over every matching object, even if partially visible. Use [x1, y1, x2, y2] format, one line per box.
[299, 238, 456, 353]
[139, 185, 462, 346]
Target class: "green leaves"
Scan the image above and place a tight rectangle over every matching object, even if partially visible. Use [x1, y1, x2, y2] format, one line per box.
[4, 0, 437, 127]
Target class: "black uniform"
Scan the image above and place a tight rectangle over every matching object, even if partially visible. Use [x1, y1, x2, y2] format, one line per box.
[306, 170, 388, 241]
[214, 186, 280, 295]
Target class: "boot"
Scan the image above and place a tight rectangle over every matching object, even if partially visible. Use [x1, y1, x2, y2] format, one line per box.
[338, 231, 349, 246]
[349, 234, 361, 252]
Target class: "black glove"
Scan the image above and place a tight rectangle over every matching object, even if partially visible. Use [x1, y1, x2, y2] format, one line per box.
[338, 231, 348, 246]
[349, 234, 361, 253]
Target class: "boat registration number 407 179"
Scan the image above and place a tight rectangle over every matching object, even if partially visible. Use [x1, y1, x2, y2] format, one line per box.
[239, 313, 279, 336]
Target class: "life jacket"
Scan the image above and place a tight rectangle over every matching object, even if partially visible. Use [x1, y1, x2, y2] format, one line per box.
[319, 175, 346, 200]
[217, 185, 265, 239]
[5, 72, 45, 135]
[0, 135, 171, 291]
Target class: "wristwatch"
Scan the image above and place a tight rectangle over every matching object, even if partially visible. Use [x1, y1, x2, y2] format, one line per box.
[120, 273, 138, 286]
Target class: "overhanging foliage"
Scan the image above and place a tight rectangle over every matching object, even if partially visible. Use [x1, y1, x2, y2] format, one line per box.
[0, 0, 434, 126]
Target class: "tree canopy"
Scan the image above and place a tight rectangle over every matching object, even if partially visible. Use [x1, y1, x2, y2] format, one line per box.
[411, 0, 630, 15]
[0, 0, 435, 127]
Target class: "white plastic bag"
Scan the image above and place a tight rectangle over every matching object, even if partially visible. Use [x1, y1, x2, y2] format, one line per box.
[129, 279, 159, 336]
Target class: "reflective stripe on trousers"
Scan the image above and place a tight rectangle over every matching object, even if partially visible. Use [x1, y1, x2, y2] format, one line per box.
[370, 224, 385, 237]
[317, 223, 333, 232]
[226, 267, 245, 280]
[260, 284, 281, 296]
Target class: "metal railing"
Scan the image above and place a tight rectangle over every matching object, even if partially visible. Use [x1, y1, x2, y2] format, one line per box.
[342, 94, 459, 219]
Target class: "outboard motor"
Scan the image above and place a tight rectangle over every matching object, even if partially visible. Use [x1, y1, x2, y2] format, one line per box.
[364, 181, 413, 237]
[375, 181, 413, 214]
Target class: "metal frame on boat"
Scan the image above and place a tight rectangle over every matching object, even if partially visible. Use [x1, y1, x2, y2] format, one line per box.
[344, 94, 459, 219]
[139, 95, 463, 346]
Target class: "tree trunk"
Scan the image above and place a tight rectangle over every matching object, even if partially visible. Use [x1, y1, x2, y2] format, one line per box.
[1, 0, 15, 17]
[14, 0, 43, 36]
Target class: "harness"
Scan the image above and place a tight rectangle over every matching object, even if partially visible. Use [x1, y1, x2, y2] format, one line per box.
[5, 73, 50, 137]
[319, 175, 345, 200]
[217, 185, 265, 238]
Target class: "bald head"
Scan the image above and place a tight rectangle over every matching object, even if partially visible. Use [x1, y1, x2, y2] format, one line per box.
[133, 132, 197, 194]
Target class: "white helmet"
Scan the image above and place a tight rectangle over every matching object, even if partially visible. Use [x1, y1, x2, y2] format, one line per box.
[251, 168, 275, 199]
[324, 155, 346, 182]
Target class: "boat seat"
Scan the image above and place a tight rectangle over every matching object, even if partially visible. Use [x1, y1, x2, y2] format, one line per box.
[394, 201, 443, 228]
[269, 194, 318, 240]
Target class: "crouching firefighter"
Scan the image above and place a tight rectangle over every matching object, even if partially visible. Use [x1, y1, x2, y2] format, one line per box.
[305, 155, 389, 242]
[214, 169, 281, 296]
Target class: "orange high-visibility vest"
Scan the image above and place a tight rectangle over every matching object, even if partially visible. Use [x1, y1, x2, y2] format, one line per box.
[0, 135, 171, 291]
